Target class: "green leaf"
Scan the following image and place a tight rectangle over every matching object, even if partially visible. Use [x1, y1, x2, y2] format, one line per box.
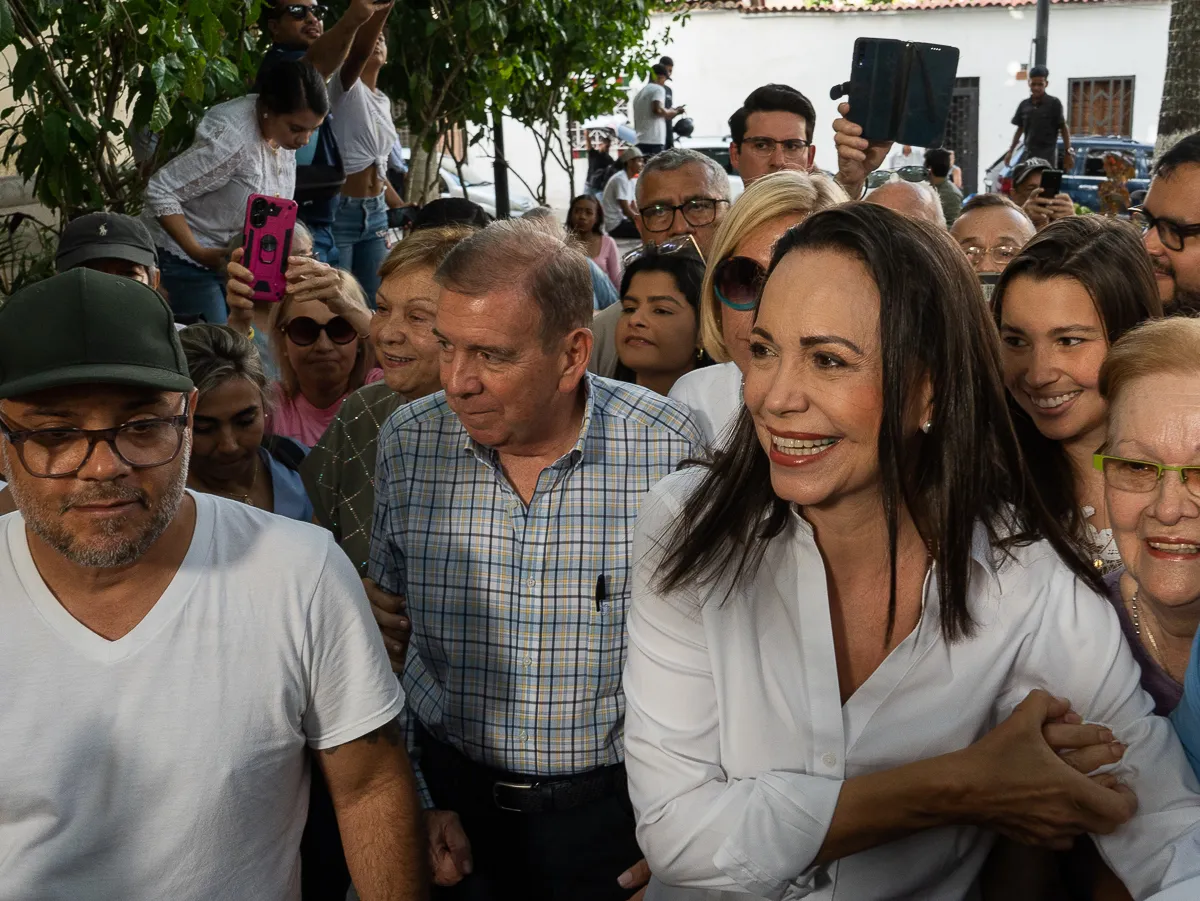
[150, 93, 172, 133]
[0, 0, 16, 46]
[201, 11, 222, 57]
[9, 50, 41, 99]
[150, 56, 168, 91]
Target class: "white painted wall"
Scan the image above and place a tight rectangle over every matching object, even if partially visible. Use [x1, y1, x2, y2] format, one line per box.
[478, 0, 1170, 208]
[646, 1, 1169, 177]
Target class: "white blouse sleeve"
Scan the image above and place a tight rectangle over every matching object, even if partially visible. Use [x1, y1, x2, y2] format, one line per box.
[997, 555, 1200, 898]
[144, 106, 253, 219]
[624, 481, 843, 899]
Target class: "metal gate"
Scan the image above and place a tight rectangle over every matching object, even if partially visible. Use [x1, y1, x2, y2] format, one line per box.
[1068, 77, 1135, 136]
[942, 77, 980, 195]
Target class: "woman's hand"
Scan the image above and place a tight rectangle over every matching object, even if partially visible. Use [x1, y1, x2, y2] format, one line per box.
[1043, 707, 1127, 776]
[225, 247, 256, 339]
[190, 245, 228, 271]
[287, 256, 374, 338]
[953, 690, 1137, 850]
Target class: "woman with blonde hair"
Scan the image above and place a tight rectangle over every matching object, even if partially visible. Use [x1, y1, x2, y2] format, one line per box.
[267, 269, 382, 446]
[669, 170, 848, 444]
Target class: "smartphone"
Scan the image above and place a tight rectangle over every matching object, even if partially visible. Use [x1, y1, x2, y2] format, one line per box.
[242, 194, 298, 303]
[838, 38, 960, 146]
[1039, 168, 1064, 197]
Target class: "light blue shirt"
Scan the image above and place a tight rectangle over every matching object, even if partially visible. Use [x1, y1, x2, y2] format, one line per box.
[1171, 629, 1200, 779]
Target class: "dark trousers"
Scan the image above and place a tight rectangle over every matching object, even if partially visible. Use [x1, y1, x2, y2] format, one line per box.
[608, 219, 641, 239]
[300, 757, 351, 901]
[422, 737, 643, 901]
[636, 143, 664, 158]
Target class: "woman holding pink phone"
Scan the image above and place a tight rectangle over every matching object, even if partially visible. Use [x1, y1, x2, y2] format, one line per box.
[144, 59, 329, 325]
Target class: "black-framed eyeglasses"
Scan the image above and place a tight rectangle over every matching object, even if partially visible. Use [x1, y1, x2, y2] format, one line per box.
[622, 234, 705, 268]
[0, 401, 190, 479]
[714, 255, 767, 312]
[1094, 453, 1200, 498]
[275, 3, 327, 21]
[639, 198, 728, 233]
[283, 315, 359, 347]
[1129, 207, 1200, 253]
[866, 166, 928, 190]
[740, 137, 810, 159]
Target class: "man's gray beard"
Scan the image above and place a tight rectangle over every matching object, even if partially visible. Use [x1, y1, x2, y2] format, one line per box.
[4, 432, 191, 569]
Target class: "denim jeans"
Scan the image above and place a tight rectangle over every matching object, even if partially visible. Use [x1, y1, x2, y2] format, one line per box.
[306, 223, 340, 268]
[158, 250, 227, 324]
[332, 192, 389, 307]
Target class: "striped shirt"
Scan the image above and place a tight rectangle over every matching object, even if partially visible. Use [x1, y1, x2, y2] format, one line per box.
[369, 374, 704, 795]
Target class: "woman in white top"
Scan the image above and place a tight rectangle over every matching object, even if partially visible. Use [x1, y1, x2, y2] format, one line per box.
[624, 204, 1200, 900]
[669, 171, 847, 446]
[328, 13, 405, 305]
[144, 60, 329, 326]
[993, 217, 1163, 575]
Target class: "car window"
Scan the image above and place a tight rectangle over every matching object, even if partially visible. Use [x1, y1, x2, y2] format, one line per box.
[1084, 149, 1108, 178]
[690, 145, 734, 174]
[1134, 149, 1151, 179]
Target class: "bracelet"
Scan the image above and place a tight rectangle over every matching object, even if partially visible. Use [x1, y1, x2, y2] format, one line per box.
[247, 326, 255, 341]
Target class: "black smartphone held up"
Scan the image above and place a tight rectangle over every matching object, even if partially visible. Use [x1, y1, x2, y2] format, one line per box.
[831, 38, 960, 147]
[1039, 168, 1064, 197]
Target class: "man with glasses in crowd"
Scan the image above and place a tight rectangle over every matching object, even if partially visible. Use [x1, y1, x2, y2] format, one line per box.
[589, 148, 732, 377]
[1134, 131, 1200, 316]
[368, 218, 704, 899]
[950, 193, 1036, 302]
[259, 0, 393, 264]
[728, 83, 817, 184]
[0, 269, 424, 900]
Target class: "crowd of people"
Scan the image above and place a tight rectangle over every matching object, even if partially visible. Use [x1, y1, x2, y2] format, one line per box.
[8, 5, 1200, 900]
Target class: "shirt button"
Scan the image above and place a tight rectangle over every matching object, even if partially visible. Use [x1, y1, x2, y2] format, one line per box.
[526, 578, 537, 589]
[522, 655, 533, 667]
[520, 731, 529, 743]
[822, 752, 837, 768]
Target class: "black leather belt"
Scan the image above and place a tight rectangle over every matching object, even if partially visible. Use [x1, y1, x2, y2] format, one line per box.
[417, 725, 627, 814]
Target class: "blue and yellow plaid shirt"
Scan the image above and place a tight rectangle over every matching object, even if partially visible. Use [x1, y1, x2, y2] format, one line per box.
[369, 374, 704, 795]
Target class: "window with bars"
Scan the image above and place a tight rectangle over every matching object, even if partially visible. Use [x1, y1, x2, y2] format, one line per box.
[1067, 77, 1135, 137]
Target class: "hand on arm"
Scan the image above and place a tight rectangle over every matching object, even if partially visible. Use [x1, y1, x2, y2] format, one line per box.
[285, 257, 374, 336]
[832, 102, 891, 200]
[306, 0, 392, 79]
[364, 577, 411, 672]
[619, 858, 652, 900]
[319, 719, 427, 901]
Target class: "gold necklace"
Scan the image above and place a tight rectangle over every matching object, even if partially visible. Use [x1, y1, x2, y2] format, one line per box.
[199, 457, 260, 507]
[1130, 588, 1167, 669]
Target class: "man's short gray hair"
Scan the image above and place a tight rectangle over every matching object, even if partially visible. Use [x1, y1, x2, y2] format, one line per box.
[435, 217, 593, 345]
[636, 149, 731, 205]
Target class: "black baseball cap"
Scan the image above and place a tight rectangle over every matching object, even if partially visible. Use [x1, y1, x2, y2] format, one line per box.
[1011, 157, 1051, 188]
[56, 211, 158, 273]
[0, 269, 192, 399]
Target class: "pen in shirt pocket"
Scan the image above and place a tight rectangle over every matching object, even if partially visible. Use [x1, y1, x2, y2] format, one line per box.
[595, 574, 606, 612]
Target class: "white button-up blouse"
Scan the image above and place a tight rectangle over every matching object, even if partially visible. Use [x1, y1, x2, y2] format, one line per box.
[143, 96, 296, 265]
[625, 470, 1200, 901]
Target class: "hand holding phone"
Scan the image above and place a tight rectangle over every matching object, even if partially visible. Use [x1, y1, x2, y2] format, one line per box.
[242, 194, 298, 303]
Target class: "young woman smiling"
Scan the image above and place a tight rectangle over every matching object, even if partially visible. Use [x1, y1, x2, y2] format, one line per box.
[993, 217, 1162, 574]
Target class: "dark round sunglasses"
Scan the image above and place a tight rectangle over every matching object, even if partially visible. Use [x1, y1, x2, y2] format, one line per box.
[275, 4, 327, 21]
[713, 255, 767, 312]
[283, 315, 358, 347]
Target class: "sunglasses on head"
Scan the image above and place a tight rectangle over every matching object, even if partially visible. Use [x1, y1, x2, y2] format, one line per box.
[283, 315, 358, 347]
[621, 234, 705, 268]
[277, 4, 327, 21]
[713, 255, 767, 312]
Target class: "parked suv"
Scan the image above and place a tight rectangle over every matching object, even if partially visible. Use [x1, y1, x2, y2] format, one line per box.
[983, 136, 1153, 213]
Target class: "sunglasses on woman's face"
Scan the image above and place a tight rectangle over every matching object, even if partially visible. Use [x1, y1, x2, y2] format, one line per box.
[713, 255, 767, 312]
[283, 315, 357, 347]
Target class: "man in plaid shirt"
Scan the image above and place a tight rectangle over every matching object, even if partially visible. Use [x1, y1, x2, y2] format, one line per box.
[369, 218, 704, 900]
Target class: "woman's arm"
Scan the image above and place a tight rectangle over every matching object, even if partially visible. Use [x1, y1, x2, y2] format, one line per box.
[157, 215, 225, 270]
[601, 235, 621, 290]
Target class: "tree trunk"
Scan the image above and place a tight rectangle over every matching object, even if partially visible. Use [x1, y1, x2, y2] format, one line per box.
[1157, 0, 1200, 155]
[405, 142, 442, 205]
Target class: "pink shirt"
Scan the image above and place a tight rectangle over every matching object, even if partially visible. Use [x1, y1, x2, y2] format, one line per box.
[269, 369, 385, 447]
[593, 233, 621, 291]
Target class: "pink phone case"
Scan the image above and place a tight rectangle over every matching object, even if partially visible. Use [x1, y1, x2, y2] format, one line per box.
[243, 194, 299, 303]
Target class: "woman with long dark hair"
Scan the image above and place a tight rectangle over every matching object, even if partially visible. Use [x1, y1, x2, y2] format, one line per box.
[623, 204, 1200, 900]
[567, 194, 621, 290]
[993, 217, 1162, 575]
[615, 242, 710, 396]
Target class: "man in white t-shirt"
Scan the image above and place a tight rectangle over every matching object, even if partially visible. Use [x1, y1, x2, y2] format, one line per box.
[632, 64, 683, 157]
[0, 269, 425, 901]
[602, 146, 645, 239]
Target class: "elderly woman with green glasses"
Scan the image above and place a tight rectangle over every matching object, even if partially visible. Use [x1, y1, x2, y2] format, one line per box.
[1094, 316, 1200, 717]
